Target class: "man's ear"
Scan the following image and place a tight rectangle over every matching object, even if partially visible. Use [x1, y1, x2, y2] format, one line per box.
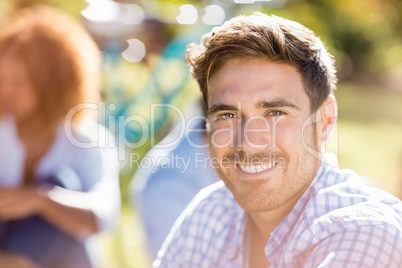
[316, 94, 337, 144]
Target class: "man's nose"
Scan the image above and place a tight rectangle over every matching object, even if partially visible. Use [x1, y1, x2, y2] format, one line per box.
[235, 116, 271, 152]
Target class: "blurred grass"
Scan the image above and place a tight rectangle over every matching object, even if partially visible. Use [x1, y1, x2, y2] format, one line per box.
[99, 82, 402, 268]
[98, 206, 151, 268]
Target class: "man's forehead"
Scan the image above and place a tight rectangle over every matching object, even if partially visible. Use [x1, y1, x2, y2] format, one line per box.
[207, 58, 308, 108]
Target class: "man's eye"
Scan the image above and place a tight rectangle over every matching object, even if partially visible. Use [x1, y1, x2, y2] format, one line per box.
[217, 113, 237, 120]
[269, 110, 285, 116]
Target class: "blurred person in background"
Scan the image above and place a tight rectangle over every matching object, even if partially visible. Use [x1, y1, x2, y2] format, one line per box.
[0, 6, 120, 268]
[131, 101, 220, 260]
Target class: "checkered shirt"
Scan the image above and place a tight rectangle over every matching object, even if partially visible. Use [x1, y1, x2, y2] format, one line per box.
[154, 154, 402, 267]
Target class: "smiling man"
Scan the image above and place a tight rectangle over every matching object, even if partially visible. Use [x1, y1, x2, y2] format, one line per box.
[154, 13, 402, 268]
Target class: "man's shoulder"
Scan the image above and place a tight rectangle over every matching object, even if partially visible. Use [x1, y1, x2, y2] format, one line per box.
[166, 180, 243, 240]
[302, 166, 402, 241]
[180, 180, 242, 223]
[156, 181, 244, 266]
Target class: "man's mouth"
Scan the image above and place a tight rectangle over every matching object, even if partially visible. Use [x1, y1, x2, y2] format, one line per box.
[237, 163, 273, 174]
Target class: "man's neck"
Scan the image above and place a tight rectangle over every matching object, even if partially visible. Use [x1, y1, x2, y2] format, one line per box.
[246, 192, 304, 268]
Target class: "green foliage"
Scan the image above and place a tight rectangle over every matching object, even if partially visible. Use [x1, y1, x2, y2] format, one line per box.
[1, 0, 85, 17]
[258, 0, 402, 77]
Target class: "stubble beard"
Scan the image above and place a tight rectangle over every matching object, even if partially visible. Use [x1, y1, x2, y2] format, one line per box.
[215, 142, 320, 214]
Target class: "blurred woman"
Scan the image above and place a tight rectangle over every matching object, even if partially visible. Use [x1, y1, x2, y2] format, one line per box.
[0, 6, 120, 268]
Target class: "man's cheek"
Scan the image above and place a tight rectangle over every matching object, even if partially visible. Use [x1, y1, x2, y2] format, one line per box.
[270, 123, 297, 149]
[210, 126, 235, 149]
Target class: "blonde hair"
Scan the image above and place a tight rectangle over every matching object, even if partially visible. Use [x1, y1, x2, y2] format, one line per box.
[187, 13, 337, 112]
[0, 5, 101, 124]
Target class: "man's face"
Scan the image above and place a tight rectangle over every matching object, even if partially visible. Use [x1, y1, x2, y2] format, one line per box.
[207, 58, 322, 213]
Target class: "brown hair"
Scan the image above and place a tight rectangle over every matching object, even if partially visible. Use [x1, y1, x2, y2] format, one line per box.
[0, 5, 101, 125]
[186, 13, 337, 112]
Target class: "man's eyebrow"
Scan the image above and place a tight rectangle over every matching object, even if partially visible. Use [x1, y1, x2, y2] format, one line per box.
[207, 104, 238, 115]
[257, 100, 300, 110]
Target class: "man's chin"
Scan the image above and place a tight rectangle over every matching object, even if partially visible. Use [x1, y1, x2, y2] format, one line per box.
[231, 191, 281, 213]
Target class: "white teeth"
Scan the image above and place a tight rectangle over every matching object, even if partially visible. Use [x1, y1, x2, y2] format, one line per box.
[239, 163, 273, 174]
